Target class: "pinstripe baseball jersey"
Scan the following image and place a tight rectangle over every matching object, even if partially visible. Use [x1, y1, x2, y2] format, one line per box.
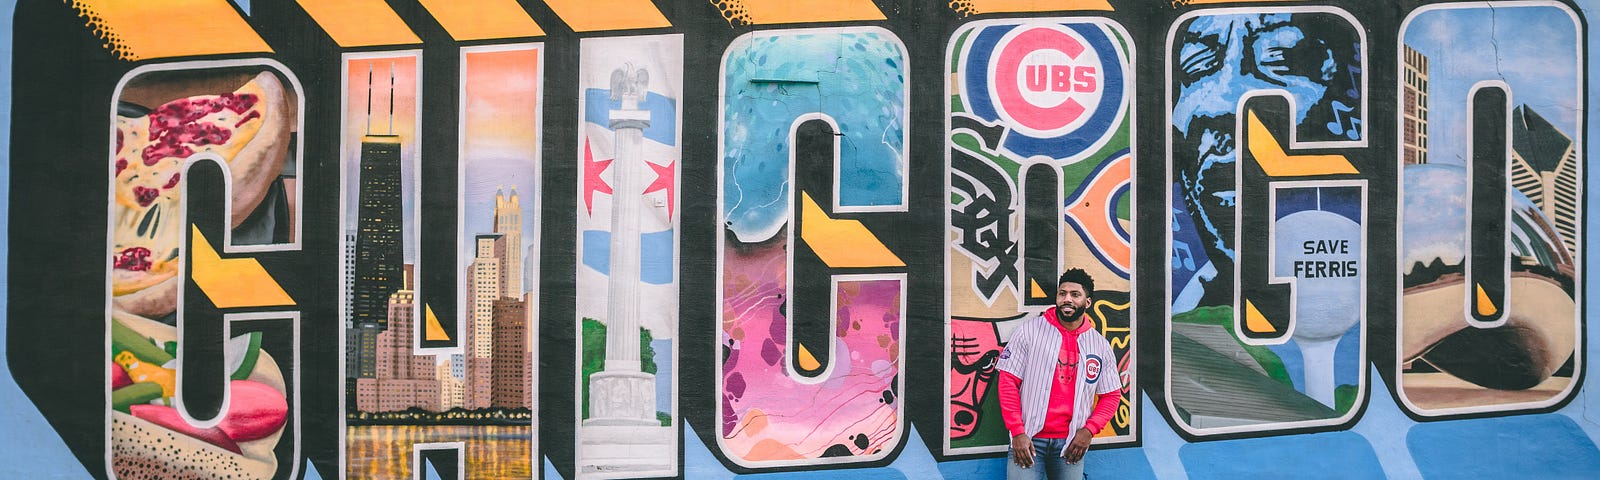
[996, 312, 1123, 441]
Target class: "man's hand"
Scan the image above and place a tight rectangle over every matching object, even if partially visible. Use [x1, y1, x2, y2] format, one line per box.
[1010, 434, 1035, 468]
[1065, 428, 1092, 463]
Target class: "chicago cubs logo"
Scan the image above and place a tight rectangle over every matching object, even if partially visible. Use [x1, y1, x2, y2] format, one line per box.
[989, 25, 1104, 137]
[1084, 354, 1103, 383]
[960, 21, 1129, 160]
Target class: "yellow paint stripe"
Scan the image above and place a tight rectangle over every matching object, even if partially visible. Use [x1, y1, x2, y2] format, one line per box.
[1180, 0, 1295, 4]
[1243, 299, 1275, 334]
[424, 304, 451, 341]
[69, 0, 271, 61]
[1474, 284, 1499, 317]
[190, 227, 294, 308]
[295, 0, 421, 47]
[712, 0, 884, 25]
[418, 0, 544, 40]
[951, 0, 1113, 16]
[1247, 110, 1358, 177]
[797, 343, 822, 371]
[543, 0, 670, 32]
[799, 192, 904, 268]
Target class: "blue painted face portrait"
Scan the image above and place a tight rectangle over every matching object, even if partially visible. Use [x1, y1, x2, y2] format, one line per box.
[1170, 13, 1362, 304]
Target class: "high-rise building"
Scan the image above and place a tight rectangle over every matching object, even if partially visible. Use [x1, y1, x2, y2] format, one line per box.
[438, 358, 463, 410]
[352, 135, 405, 327]
[1403, 45, 1430, 165]
[491, 296, 531, 408]
[347, 323, 381, 379]
[464, 233, 506, 409]
[343, 231, 360, 378]
[343, 231, 356, 323]
[1510, 105, 1581, 257]
[468, 234, 505, 359]
[358, 266, 443, 413]
[494, 188, 524, 297]
[379, 283, 435, 381]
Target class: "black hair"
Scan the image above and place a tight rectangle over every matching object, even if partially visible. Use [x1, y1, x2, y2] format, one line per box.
[1058, 268, 1095, 296]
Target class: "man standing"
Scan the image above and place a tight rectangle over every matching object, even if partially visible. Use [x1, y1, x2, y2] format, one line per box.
[998, 268, 1124, 479]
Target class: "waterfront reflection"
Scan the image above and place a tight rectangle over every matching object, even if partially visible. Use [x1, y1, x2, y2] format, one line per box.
[347, 425, 533, 479]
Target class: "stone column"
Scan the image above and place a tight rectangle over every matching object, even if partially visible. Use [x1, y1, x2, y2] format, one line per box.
[588, 66, 657, 426]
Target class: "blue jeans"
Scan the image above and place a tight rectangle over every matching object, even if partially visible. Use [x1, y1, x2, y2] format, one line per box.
[1007, 437, 1085, 480]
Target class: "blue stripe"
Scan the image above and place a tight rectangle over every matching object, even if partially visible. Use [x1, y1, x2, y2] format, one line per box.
[580, 229, 676, 285]
[584, 89, 678, 146]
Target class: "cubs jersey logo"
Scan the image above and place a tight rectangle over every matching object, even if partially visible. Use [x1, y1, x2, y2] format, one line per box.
[999, 347, 1012, 360]
[1084, 354, 1103, 384]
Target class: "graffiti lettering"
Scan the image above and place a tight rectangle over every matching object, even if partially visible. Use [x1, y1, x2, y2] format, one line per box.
[106, 61, 305, 479]
[3, 2, 1596, 479]
[946, 18, 1138, 455]
[1165, 9, 1369, 438]
[1396, 2, 1583, 418]
[716, 28, 909, 469]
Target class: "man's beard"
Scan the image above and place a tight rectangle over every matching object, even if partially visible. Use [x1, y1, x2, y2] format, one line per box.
[1057, 304, 1083, 323]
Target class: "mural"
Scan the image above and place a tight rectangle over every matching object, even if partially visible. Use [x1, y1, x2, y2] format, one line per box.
[574, 34, 681, 478]
[1396, 2, 1583, 416]
[107, 60, 304, 480]
[716, 28, 910, 469]
[1164, 9, 1370, 437]
[8, 0, 1600, 479]
[340, 47, 541, 479]
[944, 18, 1137, 455]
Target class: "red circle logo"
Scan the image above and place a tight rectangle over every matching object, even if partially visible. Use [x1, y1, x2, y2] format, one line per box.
[990, 26, 1105, 137]
[1084, 355, 1102, 383]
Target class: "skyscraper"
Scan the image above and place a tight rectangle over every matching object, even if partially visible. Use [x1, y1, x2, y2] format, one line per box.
[1510, 105, 1581, 257]
[1402, 45, 1430, 165]
[464, 233, 506, 409]
[491, 296, 531, 408]
[494, 187, 524, 297]
[343, 230, 356, 323]
[352, 135, 404, 327]
[438, 358, 463, 410]
[348, 323, 381, 379]
[359, 266, 443, 413]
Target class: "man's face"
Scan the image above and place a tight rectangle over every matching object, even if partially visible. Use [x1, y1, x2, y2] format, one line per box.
[1057, 282, 1091, 322]
[1171, 14, 1348, 262]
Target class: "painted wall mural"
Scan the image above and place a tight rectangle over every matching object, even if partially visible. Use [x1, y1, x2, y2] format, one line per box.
[1395, 3, 1583, 418]
[108, 60, 305, 480]
[716, 28, 910, 469]
[944, 17, 1137, 454]
[575, 34, 681, 478]
[9, 0, 1600, 479]
[1164, 8, 1371, 437]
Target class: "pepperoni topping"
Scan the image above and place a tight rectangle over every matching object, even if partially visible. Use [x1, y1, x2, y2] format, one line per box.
[142, 93, 258, 166]
[162, 172, 181, 189]
[113, 247, 152, 272]
[115, 159, 127, 176]
[132, 185, 160, 207]
[116, 128, 123, 153]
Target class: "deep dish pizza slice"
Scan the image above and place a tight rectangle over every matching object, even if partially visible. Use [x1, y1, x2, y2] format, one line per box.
[111, 71, 291, 317]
